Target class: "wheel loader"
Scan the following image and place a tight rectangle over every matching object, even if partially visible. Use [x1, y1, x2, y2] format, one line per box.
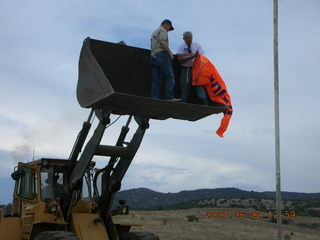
[0, 38, 227, 240]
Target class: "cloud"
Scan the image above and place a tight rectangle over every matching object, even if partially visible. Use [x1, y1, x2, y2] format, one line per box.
[119, 151, 271, 193]
[0, 178, 14, 205]
[0, 149, 18, 177]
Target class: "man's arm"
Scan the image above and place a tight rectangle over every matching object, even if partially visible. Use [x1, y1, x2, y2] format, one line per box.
[177, 53, 197, 62]
[160, 40, 174, 60]
[177, 50, 199, 62]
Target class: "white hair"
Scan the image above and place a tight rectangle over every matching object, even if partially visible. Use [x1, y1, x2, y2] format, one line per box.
[183, 31, 192, 38]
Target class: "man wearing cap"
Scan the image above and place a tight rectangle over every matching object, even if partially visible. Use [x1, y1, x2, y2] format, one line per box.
[150, 19, 179, 101]
[177, 31, 206, 104]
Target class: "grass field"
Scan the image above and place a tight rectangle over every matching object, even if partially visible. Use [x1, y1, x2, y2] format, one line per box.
[113, 208, 320, 240]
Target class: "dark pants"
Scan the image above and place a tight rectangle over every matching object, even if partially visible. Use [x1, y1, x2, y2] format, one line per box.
[180, 67, 206, 103]
[150, 52, 175, 99]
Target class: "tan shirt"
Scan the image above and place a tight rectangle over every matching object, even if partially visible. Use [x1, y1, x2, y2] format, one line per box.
[150, 26, 168, 55]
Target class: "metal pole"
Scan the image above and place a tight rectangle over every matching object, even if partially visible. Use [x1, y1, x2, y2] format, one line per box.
[273, 0, 282, 239]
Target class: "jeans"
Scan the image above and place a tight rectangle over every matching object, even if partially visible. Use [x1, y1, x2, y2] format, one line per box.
[150, 52, 175, 99]
[180, 67, 206, 103]
[180, 67, 191, 102]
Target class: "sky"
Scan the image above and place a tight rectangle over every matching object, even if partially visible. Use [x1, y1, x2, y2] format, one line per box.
[0, 0, 319, 204]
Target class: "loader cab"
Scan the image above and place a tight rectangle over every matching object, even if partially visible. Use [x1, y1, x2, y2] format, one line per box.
[7, 159, 96, 239]
[11, 159, 63, 203]
[12, 158, 94, 203]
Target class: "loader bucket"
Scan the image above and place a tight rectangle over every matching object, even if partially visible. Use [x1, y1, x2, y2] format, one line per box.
[77, 37, 227, 121]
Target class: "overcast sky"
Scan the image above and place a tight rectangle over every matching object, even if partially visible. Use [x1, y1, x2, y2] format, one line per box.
[1, 0, 319, 204]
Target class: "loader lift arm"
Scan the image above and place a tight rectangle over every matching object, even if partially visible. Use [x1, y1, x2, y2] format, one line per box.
[60, 108, 149, 226]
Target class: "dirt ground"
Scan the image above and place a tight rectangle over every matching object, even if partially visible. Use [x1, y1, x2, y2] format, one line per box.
[113, 208, 320, 240]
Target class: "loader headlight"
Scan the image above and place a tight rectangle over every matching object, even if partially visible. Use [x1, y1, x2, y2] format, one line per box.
[122, 206, 128, 215]
[49, 205, 57, 214]
[42, 159, 49, 167]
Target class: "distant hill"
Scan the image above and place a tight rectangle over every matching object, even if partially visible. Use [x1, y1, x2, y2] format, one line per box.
[263, 191, 320, 200]
[113, 187, 320, 210]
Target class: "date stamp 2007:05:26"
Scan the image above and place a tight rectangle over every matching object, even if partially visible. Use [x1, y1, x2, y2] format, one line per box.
[205, 210, 296, 220]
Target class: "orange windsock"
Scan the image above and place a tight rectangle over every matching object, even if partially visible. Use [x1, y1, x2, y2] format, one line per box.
[192, 55, 232, 137]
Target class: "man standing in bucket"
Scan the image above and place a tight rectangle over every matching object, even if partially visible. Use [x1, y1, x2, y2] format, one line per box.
[177, 31, 206, 104]
[150, 19, 179, 101]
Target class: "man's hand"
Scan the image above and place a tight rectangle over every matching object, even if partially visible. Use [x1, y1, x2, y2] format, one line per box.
[160, 40, 174, 60]
[193, 51, 199, 58]
[169, 52, 174, 60]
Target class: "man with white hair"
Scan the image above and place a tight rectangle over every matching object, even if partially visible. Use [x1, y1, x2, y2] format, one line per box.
[177, 31, 206, 103]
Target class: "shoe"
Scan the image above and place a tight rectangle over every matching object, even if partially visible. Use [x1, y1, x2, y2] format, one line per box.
[167, 98, 181, 102]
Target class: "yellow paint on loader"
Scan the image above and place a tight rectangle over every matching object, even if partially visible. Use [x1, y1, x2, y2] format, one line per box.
[0, 217, 22, 240]
[72, 213, 109, 240]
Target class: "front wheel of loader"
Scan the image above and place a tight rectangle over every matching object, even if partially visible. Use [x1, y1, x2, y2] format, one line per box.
[34, 231, 80, 240]
[120, 232, 159, 240]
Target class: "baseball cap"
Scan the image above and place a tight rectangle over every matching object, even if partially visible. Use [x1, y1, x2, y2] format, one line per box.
[161, 19, 174, 30]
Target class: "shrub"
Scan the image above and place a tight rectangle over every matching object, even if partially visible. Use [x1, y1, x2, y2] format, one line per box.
[307, 208, 320, 217]
[284, 233, 291, 240]
[187, 215, 199, 222]
[269, 218, 290, 225]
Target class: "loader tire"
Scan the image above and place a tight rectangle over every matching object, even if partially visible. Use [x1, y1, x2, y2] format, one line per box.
[120, 231, 160, 240]
[34, 231, 79, 240]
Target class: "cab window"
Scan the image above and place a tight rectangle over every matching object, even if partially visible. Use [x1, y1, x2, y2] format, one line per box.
[17, 167, 35, 199]
[82, 171, 92, 201]
[40, 167, 64, 201]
